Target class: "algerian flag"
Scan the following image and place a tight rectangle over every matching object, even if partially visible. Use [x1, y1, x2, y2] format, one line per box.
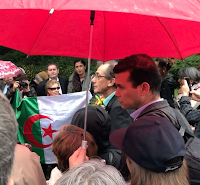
[12, 90, 92, 164]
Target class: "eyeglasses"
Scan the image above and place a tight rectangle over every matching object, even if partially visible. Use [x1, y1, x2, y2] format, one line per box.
[48, 87, 60, 91]
[93, 73, 107, 79]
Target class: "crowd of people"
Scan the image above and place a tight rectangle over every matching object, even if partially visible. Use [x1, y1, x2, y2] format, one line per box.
[1, 55, 200, 185]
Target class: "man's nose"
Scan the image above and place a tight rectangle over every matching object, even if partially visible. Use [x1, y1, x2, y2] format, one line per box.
[115, 88, 120, 97]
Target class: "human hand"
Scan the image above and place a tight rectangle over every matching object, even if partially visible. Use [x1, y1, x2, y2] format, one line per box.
[190, 90, 200, 102]
[69, 147, 89, 169]
[22, 84, 30, 92]
[178, 79, 190, 96]
[13, 81, 19, 92]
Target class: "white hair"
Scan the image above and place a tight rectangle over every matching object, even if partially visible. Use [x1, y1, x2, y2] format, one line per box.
[0, 92, 18, 185]
[55, 159, 126, 185]
[35, 74, 43, 82]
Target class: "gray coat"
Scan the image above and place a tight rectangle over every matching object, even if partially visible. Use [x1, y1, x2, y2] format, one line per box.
[67, 72, 91, 93]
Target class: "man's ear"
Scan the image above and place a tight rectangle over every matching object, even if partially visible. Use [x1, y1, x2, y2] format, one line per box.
[7, 178, 14, 185]
[140, 82, 150, 95]
[108, 78, 115, 87]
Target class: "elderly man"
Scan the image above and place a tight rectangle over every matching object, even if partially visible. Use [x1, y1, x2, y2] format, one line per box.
[37, 63, 68, 96]
[0, 92, 17, 185]
[92, 61, 133, 133]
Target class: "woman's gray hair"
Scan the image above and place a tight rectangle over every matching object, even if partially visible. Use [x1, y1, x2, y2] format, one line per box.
[55, 159, 126, 185]
[35, 74, 43, 82]
[0, 91, 18, 185]
[178, 67, 200, 85]
[103, 60, 118, 79]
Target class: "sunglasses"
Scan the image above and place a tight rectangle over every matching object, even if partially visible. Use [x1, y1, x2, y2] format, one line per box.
[48, 87, 60, 91]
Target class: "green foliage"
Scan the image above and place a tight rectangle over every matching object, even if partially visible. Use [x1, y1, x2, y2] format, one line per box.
[0, 46, 98, 80]
[1, 46, 200, 86]
[170, 54, 200, 88]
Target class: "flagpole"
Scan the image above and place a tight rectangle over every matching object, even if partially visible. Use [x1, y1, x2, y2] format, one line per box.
[82, 10, 95, 149]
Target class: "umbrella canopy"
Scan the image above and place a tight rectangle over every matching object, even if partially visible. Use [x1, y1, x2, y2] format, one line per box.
[0, 0, 200, 60]
[0, 61, 22, 79]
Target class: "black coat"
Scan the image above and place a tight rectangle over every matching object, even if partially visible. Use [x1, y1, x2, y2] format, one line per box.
[105, 95, 133, 133]
[179, 96, 200, 139]
[36, 77, 68, 96]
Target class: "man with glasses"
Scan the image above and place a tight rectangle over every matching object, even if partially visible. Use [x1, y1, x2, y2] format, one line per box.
[92, 61, 133, 133]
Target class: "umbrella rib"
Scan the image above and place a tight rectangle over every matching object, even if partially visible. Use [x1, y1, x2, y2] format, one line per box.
[156, 17, 183, 60]
[27, 11, 53, 56]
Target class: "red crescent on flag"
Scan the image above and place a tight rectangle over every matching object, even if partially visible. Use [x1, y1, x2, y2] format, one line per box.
[24, 114, 53, 148]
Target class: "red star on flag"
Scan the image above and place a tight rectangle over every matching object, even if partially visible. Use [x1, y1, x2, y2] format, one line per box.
[42, 124, 57, 139]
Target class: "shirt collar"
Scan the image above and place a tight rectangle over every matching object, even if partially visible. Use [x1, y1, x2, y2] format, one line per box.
[49, 77, 59, 81]
[103, 91, 116, 107]
[130, 98, 164, 120]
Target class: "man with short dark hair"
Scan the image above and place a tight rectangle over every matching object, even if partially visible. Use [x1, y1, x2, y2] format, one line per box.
[37, 63, 68, 96]
[92, 61, 133, 133]
[113, 54, 193, 134]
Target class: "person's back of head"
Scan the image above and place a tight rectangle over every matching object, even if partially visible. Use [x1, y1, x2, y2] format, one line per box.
[114, 54, 161, 95]
[35, 71, 48, 82]
[52, 125, 98, 173]
[155, 58, 175, 72]
[110, 116, 189, 185]
[0, 92, 18, 185]
[55, 159, 126, 185]
[127, 157, 188, 185]
[13, 73, 27, 82]
[71, 106, 111, 152]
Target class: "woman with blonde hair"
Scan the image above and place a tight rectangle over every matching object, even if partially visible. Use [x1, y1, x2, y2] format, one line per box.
[45, 80, 60, 96]
[126, 157, 188, 185]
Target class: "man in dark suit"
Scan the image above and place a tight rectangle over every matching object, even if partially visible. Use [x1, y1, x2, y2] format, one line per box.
[37, 63, 68, 96]
[92, 61, 133, 133]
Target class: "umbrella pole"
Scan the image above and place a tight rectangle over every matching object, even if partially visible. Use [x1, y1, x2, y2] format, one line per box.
[82, 11, 95, 149]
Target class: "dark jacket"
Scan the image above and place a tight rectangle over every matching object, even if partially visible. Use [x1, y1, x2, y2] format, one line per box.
[163, 74, 175, 96]
[71, 106, 121, 169]
[160, 74, 175, 108]
[179, 96, 200, 139]
[105, 95, 133, 133]
[137, 100, 193, 137]
[160, 81, 174, 108]
[36, 77, 68, 96]
[29, 79, 38, 92]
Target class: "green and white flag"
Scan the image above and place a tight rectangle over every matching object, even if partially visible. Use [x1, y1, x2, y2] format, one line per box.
[13, 91, 92, 164]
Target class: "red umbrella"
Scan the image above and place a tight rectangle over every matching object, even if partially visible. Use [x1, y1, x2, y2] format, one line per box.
[0, 0, 200, 60]
[1, 0, 200, 147]
[0, 61, 22, 79]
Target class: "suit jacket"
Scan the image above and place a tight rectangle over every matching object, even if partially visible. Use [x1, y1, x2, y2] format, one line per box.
[36, 76, 68, 96]
[105, 95, 133, 133]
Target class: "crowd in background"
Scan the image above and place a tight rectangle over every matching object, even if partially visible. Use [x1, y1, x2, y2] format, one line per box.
[1, 55, 200, 185]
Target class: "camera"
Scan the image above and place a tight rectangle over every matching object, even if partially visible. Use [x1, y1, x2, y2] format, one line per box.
[19, 81, 28, 88]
